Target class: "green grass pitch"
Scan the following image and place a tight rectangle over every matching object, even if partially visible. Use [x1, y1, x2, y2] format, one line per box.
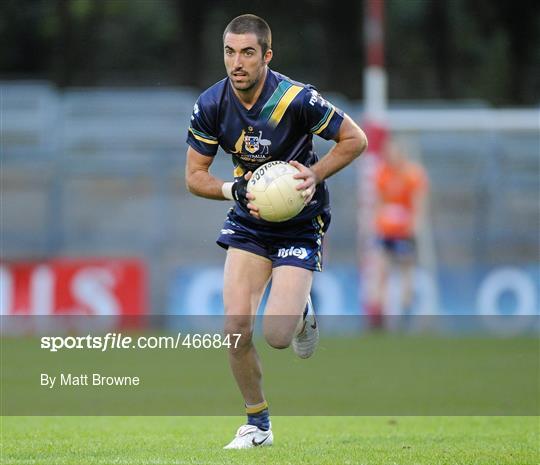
[1, 416, 538, 464]
[3, 334, 537, 416]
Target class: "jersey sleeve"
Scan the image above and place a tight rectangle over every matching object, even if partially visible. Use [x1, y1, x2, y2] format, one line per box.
[186, 97, 219, 156]
[301, 87, 344, 140]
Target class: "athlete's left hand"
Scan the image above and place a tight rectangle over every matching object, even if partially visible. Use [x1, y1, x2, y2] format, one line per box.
[290, 160, 319, 205]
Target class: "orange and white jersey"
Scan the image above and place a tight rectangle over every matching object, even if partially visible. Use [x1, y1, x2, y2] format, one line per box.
[374, 161, 428, 238]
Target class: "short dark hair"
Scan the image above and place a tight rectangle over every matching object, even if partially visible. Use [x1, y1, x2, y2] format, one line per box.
[223, 14, 272, 55]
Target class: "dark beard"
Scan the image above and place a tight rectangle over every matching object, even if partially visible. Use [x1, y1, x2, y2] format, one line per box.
[231, 76, 259, 92]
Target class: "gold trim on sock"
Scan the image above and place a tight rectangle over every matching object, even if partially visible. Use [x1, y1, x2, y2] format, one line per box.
[245, 400, 268, 414]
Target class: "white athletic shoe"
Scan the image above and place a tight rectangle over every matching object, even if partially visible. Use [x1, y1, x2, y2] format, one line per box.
[292, 295, 319, 359]
[223, 424, 273, 449]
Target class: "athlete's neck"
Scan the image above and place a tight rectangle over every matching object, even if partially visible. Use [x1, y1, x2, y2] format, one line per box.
[232, 67, 268, 110]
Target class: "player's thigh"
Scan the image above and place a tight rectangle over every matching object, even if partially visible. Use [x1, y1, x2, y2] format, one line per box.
[396, 256, 415, 276]
[263, 265, 312, 341]
[223, 247, 272, 316]
[223, 248, 272, 343]
[266, 265, 313, 316]
[374, 247, 391, 282]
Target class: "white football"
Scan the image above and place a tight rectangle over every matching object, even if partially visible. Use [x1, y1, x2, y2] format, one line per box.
[247, 161, 305, 222]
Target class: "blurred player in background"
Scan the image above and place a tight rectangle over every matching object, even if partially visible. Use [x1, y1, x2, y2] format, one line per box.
[185, 14, 367, 449]
[369, 138, 429, 325]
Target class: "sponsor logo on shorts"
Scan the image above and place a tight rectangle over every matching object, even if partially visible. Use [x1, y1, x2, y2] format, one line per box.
[277, 247, 309, 259]
[220, 229, 235, 235]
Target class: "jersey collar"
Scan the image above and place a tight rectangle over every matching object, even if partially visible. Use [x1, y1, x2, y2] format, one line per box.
[228, 68, 276, 116]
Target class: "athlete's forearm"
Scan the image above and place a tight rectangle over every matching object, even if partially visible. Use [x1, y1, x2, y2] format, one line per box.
[186, 170, 230, 200]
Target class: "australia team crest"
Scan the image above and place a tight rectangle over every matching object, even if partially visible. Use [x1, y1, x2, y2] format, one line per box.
[243, 128, 272, 155]
[231, 128, 272, 164]
[244, 135, 260, 154]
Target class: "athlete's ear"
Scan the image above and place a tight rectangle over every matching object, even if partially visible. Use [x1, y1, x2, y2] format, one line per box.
[264, 49, 273, 65]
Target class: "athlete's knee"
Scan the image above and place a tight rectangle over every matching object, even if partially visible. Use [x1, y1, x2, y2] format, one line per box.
[263, 326, 293, 350]
[263, 313, 299, 349]
[264, 332, 291, 350]
[224, 315, 253, 352]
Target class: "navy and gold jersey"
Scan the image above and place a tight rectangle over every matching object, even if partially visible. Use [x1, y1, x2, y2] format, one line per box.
[186, 68, 344, 226]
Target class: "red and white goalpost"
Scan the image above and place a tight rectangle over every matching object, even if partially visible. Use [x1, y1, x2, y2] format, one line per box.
[358, 0, 389, 325]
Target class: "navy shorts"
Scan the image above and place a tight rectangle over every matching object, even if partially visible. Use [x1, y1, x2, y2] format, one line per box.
[217, 209, 331, 272]
[377, 236, 416, 257]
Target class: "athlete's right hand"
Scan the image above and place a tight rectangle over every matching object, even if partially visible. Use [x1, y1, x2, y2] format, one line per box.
[231, 172, 260, 219]
[231, 174, 249, 207]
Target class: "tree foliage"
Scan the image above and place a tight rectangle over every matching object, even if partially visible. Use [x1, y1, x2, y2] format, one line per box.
[1, 0, 538, 105]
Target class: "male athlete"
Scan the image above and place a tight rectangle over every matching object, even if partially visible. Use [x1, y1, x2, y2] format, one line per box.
[370, 139, 429, 321]
[185, 14, 367, 449]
